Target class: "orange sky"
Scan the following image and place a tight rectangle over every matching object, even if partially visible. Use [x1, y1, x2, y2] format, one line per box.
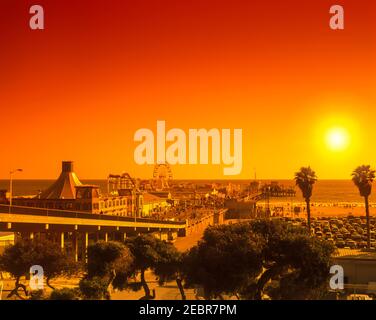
[1, 0, 375, 180]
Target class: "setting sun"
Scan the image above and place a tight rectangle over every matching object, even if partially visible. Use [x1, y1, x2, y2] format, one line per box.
[325, 127, 350, 152]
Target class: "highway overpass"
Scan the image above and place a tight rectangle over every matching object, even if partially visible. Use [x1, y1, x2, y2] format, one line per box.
[0, 204, 187, 261]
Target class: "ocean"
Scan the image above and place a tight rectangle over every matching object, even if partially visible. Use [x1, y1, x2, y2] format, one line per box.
[0, 179, 374, 204]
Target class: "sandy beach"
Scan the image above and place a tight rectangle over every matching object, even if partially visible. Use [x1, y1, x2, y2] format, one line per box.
[259, 200, 375, 218]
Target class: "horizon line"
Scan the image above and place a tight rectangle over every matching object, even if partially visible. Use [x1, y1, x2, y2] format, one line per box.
[0, 178, 357, 181]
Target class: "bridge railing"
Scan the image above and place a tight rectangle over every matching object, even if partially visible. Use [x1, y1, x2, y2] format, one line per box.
[0, 204, 186, 226]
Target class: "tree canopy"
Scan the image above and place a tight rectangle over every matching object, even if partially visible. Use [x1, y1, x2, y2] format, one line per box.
[0, 239, 76, 298]
[151, 239, 186, 299]
[294, 166, 317, 201]
[248, 219, 335, 299]
[184, 220, 335, 300]
[184, 223, 263, 299]
[352, 165, 375, 198]
[80, 241, 134, 299]
[125, 234, 180, 299]
[352, 165, 376, 249]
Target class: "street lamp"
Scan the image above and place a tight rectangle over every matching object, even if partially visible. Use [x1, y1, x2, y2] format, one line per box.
[266, 186, 271, 217]
[9, 168, 23, 213]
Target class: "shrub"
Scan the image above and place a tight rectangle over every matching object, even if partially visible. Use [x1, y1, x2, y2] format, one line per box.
[50, 287, 81, 300]
[79, 276, 109, 300]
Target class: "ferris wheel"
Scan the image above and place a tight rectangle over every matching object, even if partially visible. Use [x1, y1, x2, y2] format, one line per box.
[152, 163, 173, 190]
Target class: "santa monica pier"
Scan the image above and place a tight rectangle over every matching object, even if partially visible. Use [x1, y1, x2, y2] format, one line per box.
[0, 161, 234, 262]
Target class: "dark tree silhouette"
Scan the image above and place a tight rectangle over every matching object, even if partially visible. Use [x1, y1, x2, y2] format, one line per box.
[294, 166, 317, 232]
[125, 234, 162, 300]
[152, 241, 186, 300]
[0, 239, 75, 299]
[81, 241, 134, 299]
[32, 240, 77, 290]
[50, 287, 81, 300]
[352, 165, 376, 249]
[183, 221, 334, 300]
[247, 220, 335, 300]
[184, 223, 263, 299]
[79, 276, 110, 300]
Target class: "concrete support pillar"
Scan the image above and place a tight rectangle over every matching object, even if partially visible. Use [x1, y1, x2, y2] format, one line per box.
[84, 232, 89, 263]
[60, 232, 64, 250]
[72, 233, 78, 262]
[85, 232, 89, 248]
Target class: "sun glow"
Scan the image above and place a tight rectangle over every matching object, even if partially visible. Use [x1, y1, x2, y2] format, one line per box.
[325, 127, 350, 152]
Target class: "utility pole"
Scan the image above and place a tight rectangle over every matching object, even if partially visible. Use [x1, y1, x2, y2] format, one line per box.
[9, 168, 23, 214]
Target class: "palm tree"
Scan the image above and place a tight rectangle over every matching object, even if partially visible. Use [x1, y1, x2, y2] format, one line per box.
[352, 165, 376, 249]
[294, 167, 317, 233]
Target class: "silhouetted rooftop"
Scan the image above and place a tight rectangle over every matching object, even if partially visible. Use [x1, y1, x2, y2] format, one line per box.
[37, 161, 82, 199]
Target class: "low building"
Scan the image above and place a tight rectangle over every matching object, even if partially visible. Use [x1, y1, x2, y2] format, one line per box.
[142, 193, 170, 217]
[0, 232, 14, 254]
[334, 249, 376, 294]
[9, 161, 144, 217]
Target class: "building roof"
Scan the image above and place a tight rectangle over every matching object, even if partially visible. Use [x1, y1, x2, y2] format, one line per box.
[334, 248, 376, 260]
[75, 185, 99, 189]
[118, 189, 134, 196]
[143, 193, 167, 204]
[0, 232, 14, 240]
[37, 161, 82, 200]
[148, 191, 170, 199]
